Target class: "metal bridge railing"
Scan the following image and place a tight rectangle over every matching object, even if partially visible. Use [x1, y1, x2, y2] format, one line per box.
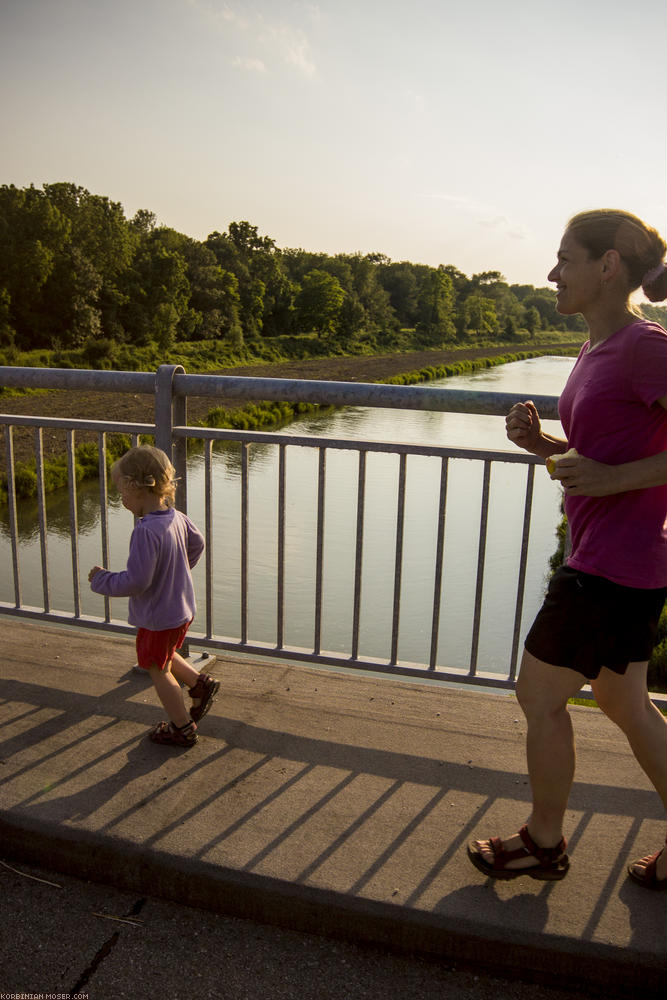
[0, 364, 561, 690]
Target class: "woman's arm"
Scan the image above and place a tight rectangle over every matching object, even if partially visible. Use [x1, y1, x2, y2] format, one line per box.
[551, 394, 667, 496]
[552, 450, 667, 496]
[506, 399, 568, 458]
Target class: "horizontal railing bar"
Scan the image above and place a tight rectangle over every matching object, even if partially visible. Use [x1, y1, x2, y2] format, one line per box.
[5, 603, 667, 710]
[0, 367, 156, 393]
[0, 605, 138, 635]
[0, 602, 517, 690]
[0, 412, 548, 466]
[174, 373, 561, 419]
[0, 364, 561, 419]
[214, 644, 518, 689]
[0, 415, 155, 434]
[172, 426, 544, 464]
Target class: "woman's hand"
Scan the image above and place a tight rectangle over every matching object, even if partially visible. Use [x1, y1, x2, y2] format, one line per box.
[88, 565, 104, 583]
[549, 452, 618, 496]
[506, 400, 542, 452]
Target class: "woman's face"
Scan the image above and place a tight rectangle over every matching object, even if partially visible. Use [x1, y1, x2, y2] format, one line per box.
[548, 230, 602, 316]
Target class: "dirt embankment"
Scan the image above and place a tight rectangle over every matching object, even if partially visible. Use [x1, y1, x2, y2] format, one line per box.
[1, 342, 581, 467]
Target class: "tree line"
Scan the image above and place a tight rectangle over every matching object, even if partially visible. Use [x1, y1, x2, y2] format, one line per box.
[0, 181, 624, 369]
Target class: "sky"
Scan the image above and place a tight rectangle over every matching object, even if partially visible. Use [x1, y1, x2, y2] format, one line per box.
[2, 0, 667, 288]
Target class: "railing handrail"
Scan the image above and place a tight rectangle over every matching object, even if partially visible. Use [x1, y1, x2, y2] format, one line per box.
[0, 411, 547, 466]
[0, 366, 157, 392]
[0, 364, 561, 419]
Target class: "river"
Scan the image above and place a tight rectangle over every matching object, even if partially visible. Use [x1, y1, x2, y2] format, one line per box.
[0, 354, 575, 676]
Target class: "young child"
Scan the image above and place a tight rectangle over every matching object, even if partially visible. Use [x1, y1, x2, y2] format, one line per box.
[89, 444, 219, 747]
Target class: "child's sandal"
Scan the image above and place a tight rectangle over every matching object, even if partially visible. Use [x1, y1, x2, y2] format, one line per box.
[467, 824, 569, 881]
[189, 673, 220, 723]
[149, 720, 198, 747]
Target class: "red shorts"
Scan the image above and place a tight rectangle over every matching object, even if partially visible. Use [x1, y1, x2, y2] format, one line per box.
[135, 620, 191, 671]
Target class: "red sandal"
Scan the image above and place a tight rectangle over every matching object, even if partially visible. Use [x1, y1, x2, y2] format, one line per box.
[627, 837, 667, 891]
[467, 824, 569, 881]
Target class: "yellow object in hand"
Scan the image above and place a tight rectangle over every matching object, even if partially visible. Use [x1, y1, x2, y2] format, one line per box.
[546, 448, 579, 475]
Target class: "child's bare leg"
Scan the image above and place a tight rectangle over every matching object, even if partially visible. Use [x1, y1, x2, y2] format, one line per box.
[170, 650, 208, 709]
[170, 650, 202, 688]
[148, 663, 191, 728]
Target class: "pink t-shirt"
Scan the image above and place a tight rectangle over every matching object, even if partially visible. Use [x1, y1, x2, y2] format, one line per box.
[558, 321, 667, 588]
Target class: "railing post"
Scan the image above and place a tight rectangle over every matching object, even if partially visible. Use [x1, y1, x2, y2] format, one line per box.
[154, 364, 192, 661]
[155, 364, 187, 512]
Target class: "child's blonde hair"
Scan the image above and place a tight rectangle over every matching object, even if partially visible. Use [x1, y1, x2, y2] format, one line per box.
[112, 445, 177, 506]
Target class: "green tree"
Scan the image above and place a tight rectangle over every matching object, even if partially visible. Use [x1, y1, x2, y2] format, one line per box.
[463, 292, 498, 337]
[189, 260, 243, 343]
[469, 271, 523, 335]
[40, 183, 137, 343]
[206, 222, 296, 339]
[206, 228, 264, 339]
[120, 237, 190, 346]
[379, 262, 420, 327]
[523, 290, 562, 331]
[0, 184, 71, 347]
[347, 254, 397, 336]
[524, 305, 542, 338]
[441, 264, 471, 298]
[152, 232, 243, 345]
[503, 315, 515, 339]
[0, 287, 15, 351]
[41, 246, 103, 347]
[130, 209, 157, 236]
[416, 266, 456, 344]
[42, 183, 135, 279]
[296, 269, 345, 334]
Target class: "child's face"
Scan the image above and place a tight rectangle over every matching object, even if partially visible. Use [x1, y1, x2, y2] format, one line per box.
[112, 470, 149, 517]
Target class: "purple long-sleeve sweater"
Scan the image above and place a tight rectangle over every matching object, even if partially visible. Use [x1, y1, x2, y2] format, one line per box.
[90, 507, 204, 630]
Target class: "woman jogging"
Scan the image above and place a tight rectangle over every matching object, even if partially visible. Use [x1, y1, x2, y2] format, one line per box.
[89, 444, 219, 748]
[467, 209, 667, 890]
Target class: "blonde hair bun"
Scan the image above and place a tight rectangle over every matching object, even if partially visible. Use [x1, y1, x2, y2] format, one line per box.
[112, 445, 177, 504]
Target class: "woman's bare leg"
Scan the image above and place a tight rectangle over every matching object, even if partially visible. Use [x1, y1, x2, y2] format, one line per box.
[592, 663, 667, 881]
[474, 650, 585, 869]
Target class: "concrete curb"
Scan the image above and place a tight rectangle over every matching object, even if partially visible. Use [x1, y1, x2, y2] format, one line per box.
[1, 812, 663, 998]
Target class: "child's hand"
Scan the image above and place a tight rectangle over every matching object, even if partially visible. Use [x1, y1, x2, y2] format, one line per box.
[88, 565, 104, 583]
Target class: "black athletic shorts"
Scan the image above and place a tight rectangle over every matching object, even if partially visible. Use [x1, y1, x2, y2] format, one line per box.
[524, 565, 667, 681]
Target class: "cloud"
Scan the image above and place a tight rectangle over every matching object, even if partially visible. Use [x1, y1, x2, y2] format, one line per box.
[478, 215, 527, 240]
[424, 194, 528, 241]
[186, 0, 249, 30]
[271, 25, 316, 76]
[232, 56, 267, 73]
[187, 0, 317, 76]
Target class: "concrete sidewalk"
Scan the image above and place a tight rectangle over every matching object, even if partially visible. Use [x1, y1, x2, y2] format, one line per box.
[1, 620, 665, 996]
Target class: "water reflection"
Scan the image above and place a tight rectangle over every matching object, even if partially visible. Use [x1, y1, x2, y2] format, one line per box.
[1, 478, 122, 543]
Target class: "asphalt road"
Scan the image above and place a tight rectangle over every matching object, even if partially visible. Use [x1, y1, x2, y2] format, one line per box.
[2, 857, 604, 1000]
